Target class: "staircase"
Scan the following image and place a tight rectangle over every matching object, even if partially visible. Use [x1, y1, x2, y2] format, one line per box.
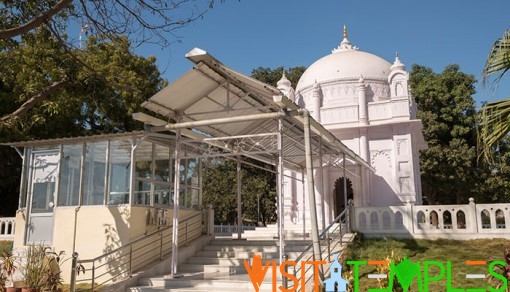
[235, 223, 310, 240]
[127, 234, 354, 291]
[127, 238, 310, 291]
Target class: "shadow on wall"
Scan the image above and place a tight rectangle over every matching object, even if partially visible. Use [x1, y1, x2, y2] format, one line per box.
[371, 173, 400, 206]
[103, 206, 131, 280]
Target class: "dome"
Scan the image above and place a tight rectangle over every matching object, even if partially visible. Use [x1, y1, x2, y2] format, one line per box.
[295, 28, 391, 92]
[296, 50, 391, 92]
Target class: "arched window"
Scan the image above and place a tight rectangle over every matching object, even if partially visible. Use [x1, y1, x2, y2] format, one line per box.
[359, 212, 367, 229]
[395, 211, 404, 230]
[456, 211, 466, 229]
[443, 211, 452, 229]
[430, 211, 439, 229]
[417, 211, 425, 229]
[370, 212, 379, 230]
[496, 209, 506, 229]
[481, 209, 491, 229]
[382, 211, 391, 230]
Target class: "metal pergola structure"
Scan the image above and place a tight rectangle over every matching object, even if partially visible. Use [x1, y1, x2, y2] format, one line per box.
[133, 48, 375, 276]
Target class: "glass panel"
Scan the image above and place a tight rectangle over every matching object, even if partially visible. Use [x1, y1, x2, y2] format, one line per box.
[179, 188, 185, 207]
[154, 183, 171, 206]
[186, 159, 199, 185]
[179, 160, 186, 184]
[134, 180, 151, 205]
[135, 141, 152, 179]
[32, 182, 55, 213]
[58, 144, 82, 206]
[83, 142, 107, 205]
[190, 187, 199, 209]
[154, 144, 171, 183]
[108, 140, 131, 205]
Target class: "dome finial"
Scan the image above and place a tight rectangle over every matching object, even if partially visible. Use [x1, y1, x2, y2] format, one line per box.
[391, 51, 406, 71]
[332, 24, 358, 53]
[277, 70, 292, 89]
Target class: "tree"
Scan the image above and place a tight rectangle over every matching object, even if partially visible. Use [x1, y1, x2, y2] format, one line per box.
[251, 66, 306, 88]
[478, 29, 510, 161]
[201, 158, 276, 225]
[410, 64, 479, 204]
[0, 32, 165, 216]
[0, 0, 222, 124]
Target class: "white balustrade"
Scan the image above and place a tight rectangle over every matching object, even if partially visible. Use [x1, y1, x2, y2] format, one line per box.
[0, 217, 15, 240]
[352, 199, 510, 239]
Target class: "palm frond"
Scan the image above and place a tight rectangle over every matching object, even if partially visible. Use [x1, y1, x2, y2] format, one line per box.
[478, 98, 510, 161]
[482, 29, 510, 86]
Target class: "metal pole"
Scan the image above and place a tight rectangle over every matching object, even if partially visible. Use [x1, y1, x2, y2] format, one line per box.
[302, 170, 306, 238]
[171, 128, 181, 277]
[91, 261, 95, 291]
[343, 153, 348, 229]
[160, 233, 163, 260]
[128, 245, 132, 277]
[282, 254, 289, 289]
[277, 117, 285, 264]
[257, 195, 260, 224]
[237, 155, 242, 239]
[70, 252, 78, 292]
[165, 112, 286, 130]
[319, 137, 326, 231]
[300, 109, 323, 280]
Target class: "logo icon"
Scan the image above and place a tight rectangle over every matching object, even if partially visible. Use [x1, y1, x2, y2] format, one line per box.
[324, 259, 348, 292]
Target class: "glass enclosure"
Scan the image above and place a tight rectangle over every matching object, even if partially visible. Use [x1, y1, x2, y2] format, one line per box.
[21, 134, 201, 210]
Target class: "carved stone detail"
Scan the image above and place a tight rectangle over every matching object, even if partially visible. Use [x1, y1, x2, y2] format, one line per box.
[399, 177, 410, 193]
[397, 139, 408, 155]
[371, 150, 392, 169]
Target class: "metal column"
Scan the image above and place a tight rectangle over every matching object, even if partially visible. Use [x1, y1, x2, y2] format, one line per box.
[319, 138, 326, 231]
[277, 118, 285, 264]
[236, 155, 242, 239]
[171, 128, 182, 276]
[343, 153, 349, 229]
[301, 109, 323, 279]
[302, 170, 306, 238]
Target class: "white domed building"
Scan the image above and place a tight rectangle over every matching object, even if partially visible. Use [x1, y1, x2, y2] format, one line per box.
[279, 27, 427, 226]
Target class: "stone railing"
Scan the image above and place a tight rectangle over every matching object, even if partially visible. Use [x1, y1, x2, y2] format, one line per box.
[0, 217, 15, 240]
[352, 199, 510, 239]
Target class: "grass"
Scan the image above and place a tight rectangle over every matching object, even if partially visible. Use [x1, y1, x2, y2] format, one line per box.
[340, 235, 510, 291]
[0, 240, 12, 253]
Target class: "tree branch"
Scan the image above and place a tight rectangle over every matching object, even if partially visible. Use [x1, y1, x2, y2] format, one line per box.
[0, 0, 72, 39]
[0, 77, 70, 125]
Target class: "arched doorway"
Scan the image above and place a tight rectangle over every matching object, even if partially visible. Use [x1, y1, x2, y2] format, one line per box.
[334, 177, 354, 217]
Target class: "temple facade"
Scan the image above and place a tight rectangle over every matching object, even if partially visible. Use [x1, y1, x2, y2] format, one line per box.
[279, 27, 427, 228]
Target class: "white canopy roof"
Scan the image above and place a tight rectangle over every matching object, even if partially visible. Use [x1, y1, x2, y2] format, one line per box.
[136, 48, 373, 172]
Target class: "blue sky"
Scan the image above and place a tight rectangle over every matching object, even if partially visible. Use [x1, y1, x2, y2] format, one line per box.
[136, 0, 510, 105]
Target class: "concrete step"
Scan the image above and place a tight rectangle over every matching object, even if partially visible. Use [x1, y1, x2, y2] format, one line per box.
[126, 228, 350, 292]
[132, 274, 282, 292]
[128, 286, 275, 292]
[177, 263, 249, 274]
[209, 239, 310, 246]
[193, 250, 303, 259]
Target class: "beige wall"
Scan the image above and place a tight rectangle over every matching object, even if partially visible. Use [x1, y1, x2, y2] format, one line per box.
[12, 209, 27, 249]
[13, 205, 202, 284]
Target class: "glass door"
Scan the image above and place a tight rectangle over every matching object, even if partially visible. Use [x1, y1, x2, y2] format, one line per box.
[26, 151, 60, 244]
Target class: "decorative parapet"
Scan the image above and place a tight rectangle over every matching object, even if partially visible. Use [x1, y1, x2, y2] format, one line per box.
[352, 199, 510, 239]
[0, 217, 15, 240]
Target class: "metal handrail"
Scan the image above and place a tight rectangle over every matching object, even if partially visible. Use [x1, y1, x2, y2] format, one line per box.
[70, 211, 207, 291]
[294, 207, 348, 263]
[290, 207, 350, 292]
